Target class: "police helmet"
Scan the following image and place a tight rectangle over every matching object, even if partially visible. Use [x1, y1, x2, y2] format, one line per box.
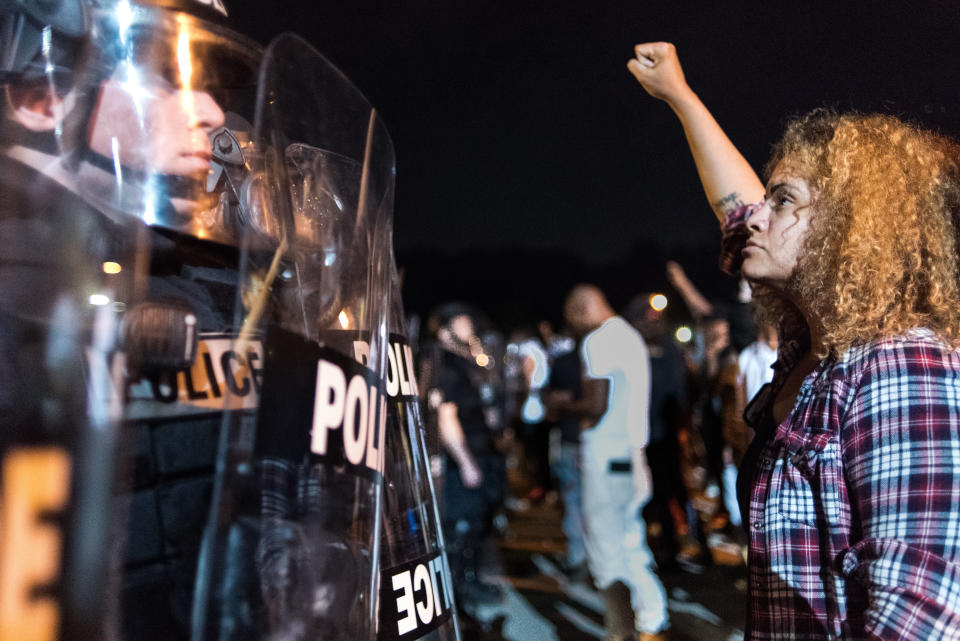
[62, 0, 264, 245]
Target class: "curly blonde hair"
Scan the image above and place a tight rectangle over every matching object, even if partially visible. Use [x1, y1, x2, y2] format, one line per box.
[751, 110, 960, 356]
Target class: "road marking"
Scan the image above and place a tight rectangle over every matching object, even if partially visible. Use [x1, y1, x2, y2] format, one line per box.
[554, 602, 605, 639]
[469, 582, 560, 641]
[531, 554, 605, 614]
[532, 553, 745, 638]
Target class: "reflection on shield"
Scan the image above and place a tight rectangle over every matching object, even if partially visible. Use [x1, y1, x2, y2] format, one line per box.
[191, 33, 396, 641]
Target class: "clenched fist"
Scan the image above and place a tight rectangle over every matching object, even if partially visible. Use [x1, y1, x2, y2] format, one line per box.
[627, 42, 693, 105]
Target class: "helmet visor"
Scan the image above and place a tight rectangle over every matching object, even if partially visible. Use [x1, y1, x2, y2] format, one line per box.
[71, 2, 262, 243]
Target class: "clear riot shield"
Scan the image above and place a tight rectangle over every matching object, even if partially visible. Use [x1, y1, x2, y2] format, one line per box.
[375, 263, 461, 641]
[0, 4, 148, 639]
[56, 5, 266, 640]
[192, 33, 394, 641]
[0, 170, 146, 641]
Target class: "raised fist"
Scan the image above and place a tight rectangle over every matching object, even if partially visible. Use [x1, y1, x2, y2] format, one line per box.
[627, 42, 692, 105]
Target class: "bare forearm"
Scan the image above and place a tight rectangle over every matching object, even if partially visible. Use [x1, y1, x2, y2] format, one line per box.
[564, 396, 605, 422]
[566, 378, 608, 426]
[667, 91, 764, 220]
[628, 42, 764, 221]
[667, 261, 714, 319]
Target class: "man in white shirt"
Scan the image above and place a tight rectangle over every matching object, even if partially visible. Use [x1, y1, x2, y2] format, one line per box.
[561, 284, 669, 641]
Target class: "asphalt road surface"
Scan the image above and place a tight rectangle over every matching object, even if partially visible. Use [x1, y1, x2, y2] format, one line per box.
[457, 499, 747, 641]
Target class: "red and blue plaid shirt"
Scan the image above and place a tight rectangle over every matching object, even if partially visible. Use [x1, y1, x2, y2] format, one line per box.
[723, 205, 960, 640]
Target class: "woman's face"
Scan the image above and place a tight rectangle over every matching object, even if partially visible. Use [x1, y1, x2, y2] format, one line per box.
[741, 161, 816, 293]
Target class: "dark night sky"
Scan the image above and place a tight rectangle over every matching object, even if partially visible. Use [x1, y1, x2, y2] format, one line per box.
[232, 0, 960, 324]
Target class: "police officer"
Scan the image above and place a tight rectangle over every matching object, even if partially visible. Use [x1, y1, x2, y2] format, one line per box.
[0, 2, 146, 638]
[425, 303, 504, 614]
[44, 2, 263, 639]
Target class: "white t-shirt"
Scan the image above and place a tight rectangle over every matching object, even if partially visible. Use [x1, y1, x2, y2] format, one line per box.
[738, 340, 777, 402]
[580, 316, 651, 459]
[518, 338, 549, 423]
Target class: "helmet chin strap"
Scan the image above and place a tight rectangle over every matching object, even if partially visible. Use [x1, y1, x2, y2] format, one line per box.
[0, 120, 60, 154]
[80, 146, 206, 201]
[156, 171, 205, 200]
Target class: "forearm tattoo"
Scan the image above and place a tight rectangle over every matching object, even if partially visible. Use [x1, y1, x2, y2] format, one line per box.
[712, 192, 744, 215]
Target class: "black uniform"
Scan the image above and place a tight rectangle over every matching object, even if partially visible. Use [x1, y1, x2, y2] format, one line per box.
[644, 338, 690, 561]
[120, 231, 244, 641]
[434, 347, 500, 590]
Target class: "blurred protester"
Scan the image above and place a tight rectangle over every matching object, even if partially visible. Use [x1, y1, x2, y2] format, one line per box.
[631, 40, 960, 639]
[666, 260, 755, 352]
[717, 354, 748, 534]
[560, 284, 669, 641]
[689, 315, 738, 523]
[665, 260, 713, 321]
[724, 321, 778, 529]
[666, 262, 746, 529]
[513, 327, 552, 501]
[544, 336, 587, 577]
[539, 319, 576, 359]
[626, 295, 695, 570]
[738, 322, 778, 402]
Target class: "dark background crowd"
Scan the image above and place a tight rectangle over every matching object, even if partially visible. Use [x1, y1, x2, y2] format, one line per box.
[6, 0, 960, 639]
[413, 263, 770, 628]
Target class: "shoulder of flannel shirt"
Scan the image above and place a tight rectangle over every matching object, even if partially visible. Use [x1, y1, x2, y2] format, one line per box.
[838, 329, 960, 639]
[839, 327, 960, 493]
[719, 202, 762, 275]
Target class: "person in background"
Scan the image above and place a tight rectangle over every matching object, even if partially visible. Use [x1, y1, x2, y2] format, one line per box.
[689, 314, 737, 527]
[739, 322, 778, 403]
[560, 284, 669, 641]
[666, 260, 756, 353]
[539, 319, 576, 359]
[630, 40, 960, 639]
[544, 335, 587, 578]
[426, 303, 505, 612]
[515, 326, 552, 502]
[626, 294, 696, 571]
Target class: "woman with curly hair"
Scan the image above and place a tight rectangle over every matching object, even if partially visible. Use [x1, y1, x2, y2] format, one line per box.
[628, 42, 960, 640]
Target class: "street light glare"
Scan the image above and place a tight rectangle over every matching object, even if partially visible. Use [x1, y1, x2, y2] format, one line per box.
[649, 294, 668, 312]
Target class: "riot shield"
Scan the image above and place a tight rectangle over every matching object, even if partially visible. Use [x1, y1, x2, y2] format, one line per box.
[374, 263, 461, 641]
[0, 166, 146, 641]
[0, 2, 148, 638]
[191, 33, 394, 641]
[53, 4, 267, 640]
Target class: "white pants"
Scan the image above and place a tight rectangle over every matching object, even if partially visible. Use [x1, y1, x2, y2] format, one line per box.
[581, 442, 669, 634]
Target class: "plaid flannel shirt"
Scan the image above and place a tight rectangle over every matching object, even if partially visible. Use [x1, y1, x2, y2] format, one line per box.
[724, 205, 960, 640]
